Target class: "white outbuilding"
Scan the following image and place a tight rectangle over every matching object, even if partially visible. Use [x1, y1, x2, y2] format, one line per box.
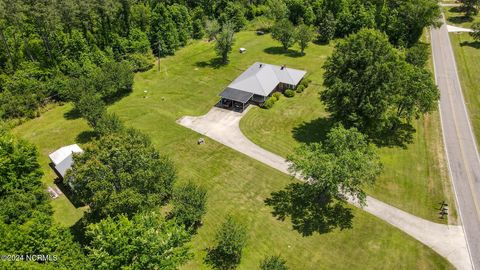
[48, 144, 83, 178]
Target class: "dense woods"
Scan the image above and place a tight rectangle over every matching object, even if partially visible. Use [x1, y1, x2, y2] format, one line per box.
[0, 0, 440, 121]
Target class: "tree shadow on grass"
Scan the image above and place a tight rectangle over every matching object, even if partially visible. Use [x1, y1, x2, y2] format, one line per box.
[76, 130, 97, 144]
[70, 216, 91, 247]
[449, 6, 464, 14]
[64, 107, 81, 120]
[292, 117, 335, 144]
[53, 175, 85, 208]
[460, 41, 480, 49]
[195, 57, 227, 69]
[447, 15, 474, 25]
[292, 116, 414, 148]
[370, 122, 415, 149]
[265, 183, 353, 236]
[263, 46, 304, 58]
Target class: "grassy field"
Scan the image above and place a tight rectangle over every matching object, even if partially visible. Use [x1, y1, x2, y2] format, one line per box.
[444, 8, 480, 147]
[13, 31, 454, 269]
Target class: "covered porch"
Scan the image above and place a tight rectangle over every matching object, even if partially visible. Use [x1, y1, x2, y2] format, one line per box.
[219, 87, 253, 112]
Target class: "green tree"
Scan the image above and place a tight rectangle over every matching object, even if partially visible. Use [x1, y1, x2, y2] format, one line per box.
[94, 113, 124, 136]
[215, 22, 235, 64]
[205, 216, 247, 270]
[149, 3, 179, 56]
[317, 11, 336, 43]
[75, 94, 106, 127]
[192, 19, 205, 39]
[86, 211, 191, 270]
[295, 24, 315, 54]
[0, 129, 45, 224]
[287, 125, 382, 205]
[205, 19, 221, 41]
[260, 255, 288, 270]
[265, 0, 288, 21]
[271, 19, 295, 51]
[470, 22, 480, 41]
[406, 43, 430, 68]
[378, 0, 440, 46]
[321, 29, 439, 144]
[66, 128, 177, 220]
[0, 129, 88, 269]
[460, 0, 480, 17]
[94, 61, 134, 101]
[218, 2, 247, 32]
[286, 0, 315, 25]
[169, 4, 193, 47]
[171, 182, 207, 229]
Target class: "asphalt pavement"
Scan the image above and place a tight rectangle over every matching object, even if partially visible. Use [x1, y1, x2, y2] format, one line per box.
[431, 15, 480, 269]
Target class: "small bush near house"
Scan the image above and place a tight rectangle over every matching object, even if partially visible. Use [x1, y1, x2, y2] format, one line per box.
[296, 85, 305, 93]
[284, 90, 295, 98]
[300, 79, 309, 88]
[262, 98, 276, 109]
[272, 92, 282, 100]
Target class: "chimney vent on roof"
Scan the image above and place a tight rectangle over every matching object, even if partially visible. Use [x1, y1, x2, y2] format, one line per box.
[259, 63, 263, 68]
[281, 65, 286, 70]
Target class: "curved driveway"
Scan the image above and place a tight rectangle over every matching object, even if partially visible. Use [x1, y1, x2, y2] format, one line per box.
[178, 106, 470, 269]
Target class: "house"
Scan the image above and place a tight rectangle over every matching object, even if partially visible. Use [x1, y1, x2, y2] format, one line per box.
[219, 62, 307, 111]
[48, 144, 83, 179]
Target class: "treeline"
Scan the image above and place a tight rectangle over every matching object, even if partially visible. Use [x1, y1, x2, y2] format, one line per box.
[0, 0, 439, 121]
[0, 0, 252, 120]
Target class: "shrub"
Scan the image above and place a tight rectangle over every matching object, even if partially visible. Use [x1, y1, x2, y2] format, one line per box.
[125, 53, 154, 72]
[262, 98, 276, 109]
[296, 85, 305, 93]
[272, 92, 282, 101]
[284, 90, 295, 98]
[300, 79, 309, 88]
[260, 255, 289, 270]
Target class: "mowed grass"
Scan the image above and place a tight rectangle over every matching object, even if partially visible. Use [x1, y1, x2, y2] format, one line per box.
[442, 3, 479, 29]
[239, 34, 457, 224]
[448, 28, 480, 145]
[14, 31, 454, 269]
[13, 103, 88, 226]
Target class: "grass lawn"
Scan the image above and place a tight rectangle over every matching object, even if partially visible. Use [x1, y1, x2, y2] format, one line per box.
[442, 2, 480, 29]
[445, 10, 480, 144]
[13, 31, 454, 269]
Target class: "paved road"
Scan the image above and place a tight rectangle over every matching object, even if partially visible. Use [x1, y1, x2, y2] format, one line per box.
[178, 107, 470, 269]
[431, 16, 480, 269]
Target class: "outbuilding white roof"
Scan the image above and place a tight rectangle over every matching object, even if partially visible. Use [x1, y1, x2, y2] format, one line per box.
[226, 62, 307, 96]
[48, 144, 83, 178]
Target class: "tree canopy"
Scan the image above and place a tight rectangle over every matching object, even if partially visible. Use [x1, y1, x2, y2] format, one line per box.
[260, 255, 289, 270]
[86, 211, 191, 270]
[0, 129, 87, 269]
[321, 29, 439, 145]
[171, 182, 208, 230]
[215, 22, 235, 64]
[271, 19, 296, 51]
[66, 128, 176, 220]
[205, 216, 248, 270]
[288, 125, 382, 205]
[266, 126, 381, 235]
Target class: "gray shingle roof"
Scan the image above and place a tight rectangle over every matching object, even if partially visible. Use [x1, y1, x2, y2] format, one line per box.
[226, 62, 307, 96]
[220, 88, 254, 103]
